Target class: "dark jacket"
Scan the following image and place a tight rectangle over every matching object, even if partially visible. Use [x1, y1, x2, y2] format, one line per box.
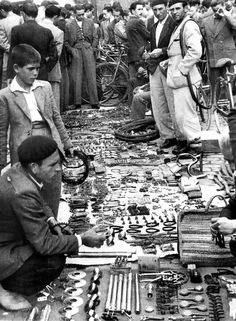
[148, 14, 176, 74]
[0, 163, 78, 281]
[7, 20, 58, 80]
[126, 16, 150, 64]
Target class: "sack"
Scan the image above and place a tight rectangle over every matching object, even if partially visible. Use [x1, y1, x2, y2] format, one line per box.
[178, 195, 236, 266]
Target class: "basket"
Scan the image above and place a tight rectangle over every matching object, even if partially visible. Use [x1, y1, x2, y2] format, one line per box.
[178, 195, 236, 267]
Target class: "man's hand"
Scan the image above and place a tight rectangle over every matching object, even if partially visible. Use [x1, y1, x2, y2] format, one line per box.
[211, 217, 236, 235]
[81, 229, 106, 248]
[150, 48, 163, 59]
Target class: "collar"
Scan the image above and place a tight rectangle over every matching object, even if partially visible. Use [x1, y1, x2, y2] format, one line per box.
[42, 18, 54, 25]
[10, 77, 44, 93]
[27, 172, 44, 190]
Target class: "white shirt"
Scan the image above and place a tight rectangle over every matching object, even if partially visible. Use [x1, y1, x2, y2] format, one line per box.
[10, 77, 44, 122]
[155, 14, 168, 47]
[75, 18, 82, 28]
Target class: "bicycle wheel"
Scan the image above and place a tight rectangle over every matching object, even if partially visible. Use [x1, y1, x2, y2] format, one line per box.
[214, 77, 231, 133]
[196, 85, 212, 131]
[96, 62, 128, 107]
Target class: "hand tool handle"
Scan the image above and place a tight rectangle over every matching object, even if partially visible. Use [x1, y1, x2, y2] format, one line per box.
[105, 274, 114, 311]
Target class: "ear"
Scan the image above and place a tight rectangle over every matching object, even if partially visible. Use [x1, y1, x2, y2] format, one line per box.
[13, 64, 20, 74]
[28, 162, 39, 175]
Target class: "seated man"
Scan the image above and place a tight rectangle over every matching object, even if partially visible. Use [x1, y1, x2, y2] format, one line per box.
[0, 135, 105, 311]
[130, 82, 151, 120]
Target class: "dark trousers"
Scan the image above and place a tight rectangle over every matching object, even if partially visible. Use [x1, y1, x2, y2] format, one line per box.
[2, 253, 65, 296]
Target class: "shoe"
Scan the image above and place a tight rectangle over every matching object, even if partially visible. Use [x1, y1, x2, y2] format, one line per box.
[91, 104, 100, 109]
[172, 140, 188, 155]
[160, 138, 177, 149]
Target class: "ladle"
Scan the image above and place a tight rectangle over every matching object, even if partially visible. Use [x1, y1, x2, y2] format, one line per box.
[179, 301, 208, 312]
[182, 309, 208, 317]
[179, 286, 203, 296]
[180, 295, 204, 303]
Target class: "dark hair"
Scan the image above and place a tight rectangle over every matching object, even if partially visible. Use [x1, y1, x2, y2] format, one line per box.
[64, 3, 72, 10]
[22, 2, 38, 18]
[45, 4, 61, 18]
[189, 0, 200, 5]
[12, 44, 41, 67]
[74, 3, 84, 12]
[12, 3, 21, 15]
[0, 0, 12, 12]
[84, 3, 94, 12]
[211, 0, 224, 6]
[201, 0, 212, 7]
[129, 1, 143, 12]
[113, 5, 123, 13]
[103, 5, 113, 12]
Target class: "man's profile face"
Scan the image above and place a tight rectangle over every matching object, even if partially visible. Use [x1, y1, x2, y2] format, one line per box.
[75, 9, 85, 21]
[85, 9, 93, 18]
[14, 62, 40, 88]
[170, 3, 186, 21]
[36, 151, 61, 184]
[212, 3, 224, 18]
[152, 4, 167, 21]
[224, 0, 234, 11]
[103, 9, 112, 20]
[132, 4, 144, 17]
[188, 4, 199, 17]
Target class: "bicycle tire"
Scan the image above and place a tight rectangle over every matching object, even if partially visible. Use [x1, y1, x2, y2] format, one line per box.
[114, 118, 160, 143]
[196, 85, 211, 131]
[214, 77, 231, 133]
[96, 62, 128, 107]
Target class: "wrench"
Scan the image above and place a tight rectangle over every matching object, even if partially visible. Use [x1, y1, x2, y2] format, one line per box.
[140, 317, 165, 321]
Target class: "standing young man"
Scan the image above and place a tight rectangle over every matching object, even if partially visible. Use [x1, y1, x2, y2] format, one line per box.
[164, 0, 202, 154]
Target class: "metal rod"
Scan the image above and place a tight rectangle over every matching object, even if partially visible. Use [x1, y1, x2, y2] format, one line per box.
[38, 304, 51, 321]
[111, 274, 118, 311]
[105, 274, 114, 311]
[121, 273, 128, 312]
[116, 273, 123, 312]
[126, 272, 132, 314]
[135, 273, 141, 314]
[24, 307, 39, 321]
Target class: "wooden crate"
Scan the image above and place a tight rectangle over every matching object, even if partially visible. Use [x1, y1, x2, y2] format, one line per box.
[178, 208, 236, 267]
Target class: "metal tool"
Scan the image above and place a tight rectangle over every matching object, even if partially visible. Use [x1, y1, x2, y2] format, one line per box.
[121, 273, 128, 312]
[135, 273, 141, 314]
[179, 286, 203, 296]
[180, 295, 204, 303]
[146, 283, 154, 298]
[24, 307, 39, 321]
[126, 272, 132, 314]
[140, 316, 165, 321]
[105, 274, 114, 312]
[116, 273, 123, 312]
[179, 302, 208, 312]
[111, 274, 118, 311]
[38, 304, 51, 321]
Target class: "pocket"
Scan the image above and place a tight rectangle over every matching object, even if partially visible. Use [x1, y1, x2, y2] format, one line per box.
[171, 69, 188, 89]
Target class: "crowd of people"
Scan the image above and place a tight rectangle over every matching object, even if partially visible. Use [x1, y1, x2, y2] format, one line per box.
[1, 0, 236, 313]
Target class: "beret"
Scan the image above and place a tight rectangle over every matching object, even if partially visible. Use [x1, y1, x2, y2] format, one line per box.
[18, 135, 58, 164]
[169, 0, 187, 6]
[151, 0, 167, 6]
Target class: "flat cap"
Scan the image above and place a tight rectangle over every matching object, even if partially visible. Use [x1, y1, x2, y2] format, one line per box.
[169, 0, 187, 6]
[18, 135, 58, 165]
[151, 0, 167, 6]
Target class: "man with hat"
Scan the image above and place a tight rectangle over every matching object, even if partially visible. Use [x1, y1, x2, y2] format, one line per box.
[0, 135, 105, 311]
[163, 0, 202, 154]
[148, 0, 183, 149]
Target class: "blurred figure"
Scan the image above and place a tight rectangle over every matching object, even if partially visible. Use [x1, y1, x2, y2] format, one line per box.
[114, 9, 129, 45]
[100, 6, 114, 44]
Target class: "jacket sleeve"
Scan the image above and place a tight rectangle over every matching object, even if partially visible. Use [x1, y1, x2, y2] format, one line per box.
[178, 20, 202, 76]
[0, 23, 10, 53]
[220, 196, 236, 219]
[92, 21, 98, 48]
[225, 12, 236, 30]
[56, 30, 64, 57]
[137, 19, 150, 41]
[12, 189, 78, 255]
[46, 82, 73, 150]
[0, 92, 9, 168]
[46, 31, 58, 72]
[7, 26, 17, 79]
[64, 23, 74, 55]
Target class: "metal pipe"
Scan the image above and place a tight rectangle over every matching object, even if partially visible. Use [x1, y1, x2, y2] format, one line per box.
[105, 274, 114, 311]
[116, 273, 123, 312]
[38, 304, 51, 321]
[135, 273, 141, 314]
[121, 273, 127, 312]
[111, 274, 118, 311]
[126, 272, 132, 314]
[24, 307, 39, 321]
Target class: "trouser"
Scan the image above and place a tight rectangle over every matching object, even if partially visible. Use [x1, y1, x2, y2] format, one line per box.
[172, 84, 201, 142]
[130, 90, 151, 120]
[150, 66, 183, 141]
[69, 46, 98, 105]
[50, 81, 60, 112]
[32, 126, 62, 217]
[2, 253, 65, 296]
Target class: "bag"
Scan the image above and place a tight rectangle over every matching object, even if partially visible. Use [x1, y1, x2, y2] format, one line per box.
[178, 195, 236, 266]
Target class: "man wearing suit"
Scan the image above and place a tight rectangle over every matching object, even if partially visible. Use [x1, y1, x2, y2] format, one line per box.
[0, 44, 72, 217]
[126, 1, 150, 78]
[65, 4, 99, 109]
[148, 0, 182, 149]
[7, 2, 58, 81]
[200, 0, 236, 98]
[40, 5, 63, 110]
[0, 135, 105, 311]
[164, 0, 202, 154]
